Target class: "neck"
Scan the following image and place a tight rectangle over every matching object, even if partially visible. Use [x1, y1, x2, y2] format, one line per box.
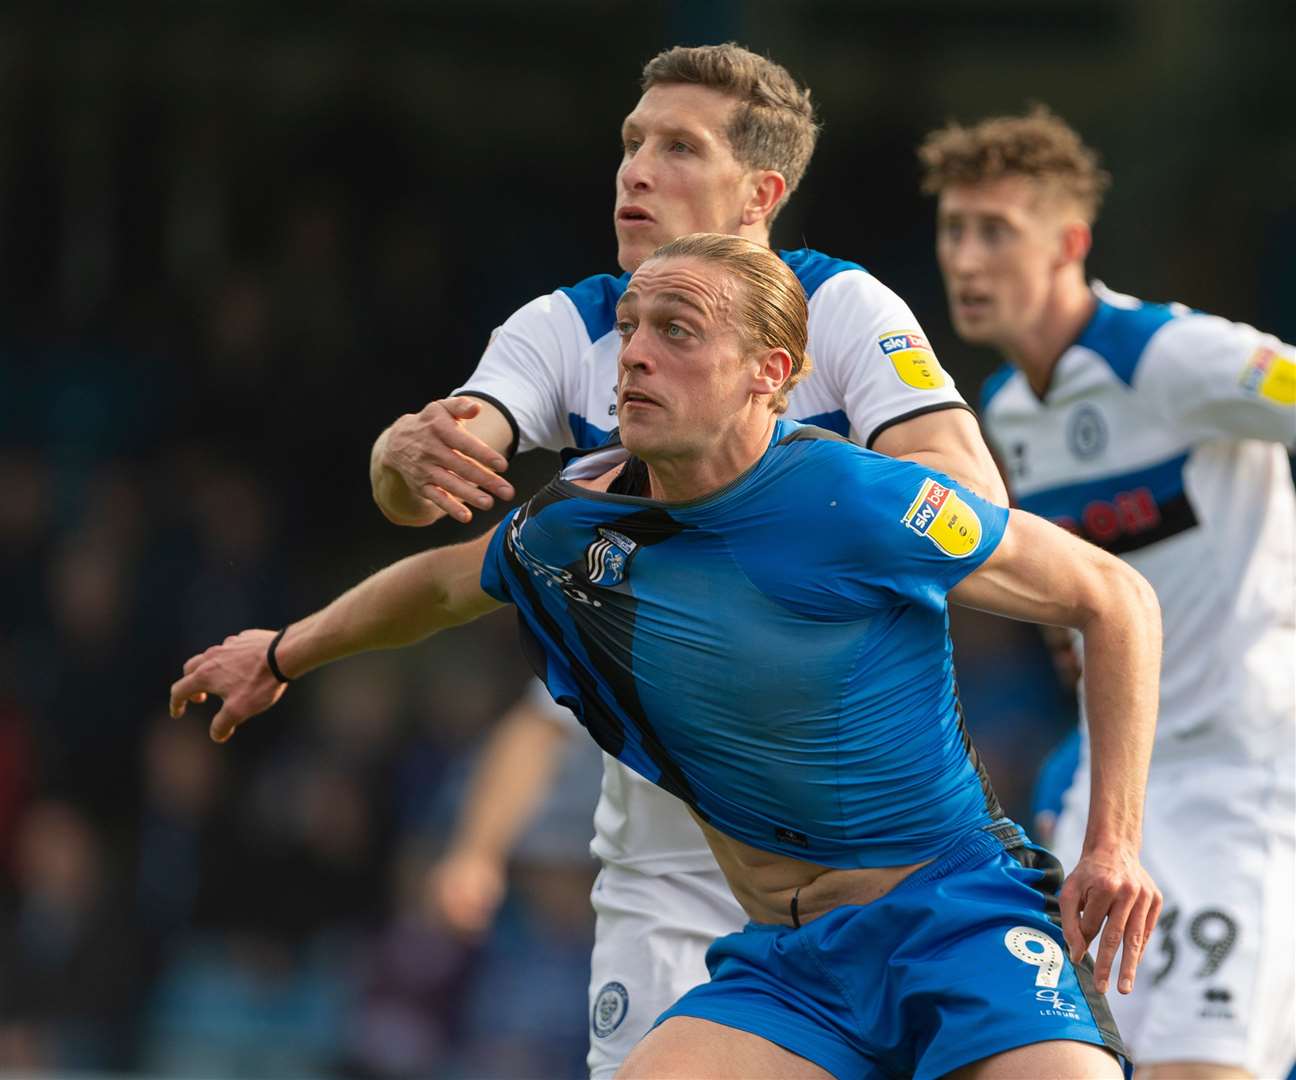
[1003, 272, 1096, 397]
[643, 411, 777, 503]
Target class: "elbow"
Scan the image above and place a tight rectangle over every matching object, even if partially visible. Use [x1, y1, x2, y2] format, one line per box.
[1080, 555, 1161, 645]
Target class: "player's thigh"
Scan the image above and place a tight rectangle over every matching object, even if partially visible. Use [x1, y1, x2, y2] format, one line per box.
[948, 1038, 1123, 1080]
[616, 1016, 834, 1080]
[1136, 1063, 1256, 1080]
[587, 864, 746, 1079]
[1115, 766, 1294, 1076]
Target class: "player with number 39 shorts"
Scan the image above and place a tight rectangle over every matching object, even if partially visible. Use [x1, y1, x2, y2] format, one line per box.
[925, 107, 1296, 1078]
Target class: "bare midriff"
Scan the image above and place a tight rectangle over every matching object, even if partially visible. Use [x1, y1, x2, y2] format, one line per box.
[696, 815, 932, 927]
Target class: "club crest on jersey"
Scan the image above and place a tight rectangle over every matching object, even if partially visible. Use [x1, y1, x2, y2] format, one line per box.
[902, 478, 982, 557]
[1239, 346, 1296, 406]
[585, 527, 638, 587]
[878, 330, 946, 389]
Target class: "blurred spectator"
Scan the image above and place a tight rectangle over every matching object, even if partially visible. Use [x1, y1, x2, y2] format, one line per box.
[0, 800, 143, 1072]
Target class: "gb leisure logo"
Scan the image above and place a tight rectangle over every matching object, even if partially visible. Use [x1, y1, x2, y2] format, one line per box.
[878, 330, 946, 389]
[902, 478, 982, 557]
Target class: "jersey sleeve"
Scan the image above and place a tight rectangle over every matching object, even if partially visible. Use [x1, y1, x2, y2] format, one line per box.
[1134, 314, 1296, 447]
[834, 455, 1010, 613]
[479, 514, 518, 604]
[454, 292, 588, 454]
[807, 270, 971, 448]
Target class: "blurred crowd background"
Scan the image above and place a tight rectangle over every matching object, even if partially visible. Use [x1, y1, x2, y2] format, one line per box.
[0, 1, 1291, 1077]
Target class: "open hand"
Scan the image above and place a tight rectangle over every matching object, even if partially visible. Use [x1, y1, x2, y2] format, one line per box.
[169, 629, 288, 743]
[378, 397, 514, 525]
[1059, 845, 1161, 995]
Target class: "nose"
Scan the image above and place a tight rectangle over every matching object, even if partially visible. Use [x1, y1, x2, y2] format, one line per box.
[619, 326, 654, 375]
[619, 150, 653, 194]
[942, 232, 982, 278]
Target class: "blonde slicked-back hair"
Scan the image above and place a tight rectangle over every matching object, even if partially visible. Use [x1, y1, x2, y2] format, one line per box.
[918, 105, 1111, 223]
[648, 233, 812, 413]
[641, 43, 820, 223]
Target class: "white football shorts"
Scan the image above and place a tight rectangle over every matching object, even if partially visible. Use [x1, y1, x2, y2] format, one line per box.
[1054, 756, 1295, 1078]
[585, 861, 746, 1078]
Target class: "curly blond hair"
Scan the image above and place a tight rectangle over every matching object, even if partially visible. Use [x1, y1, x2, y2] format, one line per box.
[918, 105, 1111, 222]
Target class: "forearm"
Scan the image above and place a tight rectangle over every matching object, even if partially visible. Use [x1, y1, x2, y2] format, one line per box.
[1076, 567, 1161, 852]
[276, 537, 499, 678]
[449, 704, 572, 859]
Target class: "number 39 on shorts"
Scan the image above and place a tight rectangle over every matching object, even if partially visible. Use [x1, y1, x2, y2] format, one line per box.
[1004, 926, 1065, 988]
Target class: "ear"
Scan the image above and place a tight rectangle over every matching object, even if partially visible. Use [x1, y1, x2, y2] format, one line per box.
[749, 347, 793, 402]
[741, 171, 788, 228]
[1057, 219, 1092, 268]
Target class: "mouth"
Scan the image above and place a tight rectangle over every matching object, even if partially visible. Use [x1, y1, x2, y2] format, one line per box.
[616, 206, 655, 227]
[953, 289, 993, 318]
[619, 387, 662, 410]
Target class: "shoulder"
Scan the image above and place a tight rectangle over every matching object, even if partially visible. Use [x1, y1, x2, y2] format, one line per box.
[778, 247, 868, 300]
[979, 362, 1023, 414]
[770, 420, 913, 493]
[1075, 283, 1190, 385]
[556, 270, 632, 343]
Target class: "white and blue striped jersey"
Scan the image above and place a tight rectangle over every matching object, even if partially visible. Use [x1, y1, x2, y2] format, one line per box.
[458, 249, 972, 873]
[456, 249, 967, 455]
[981, 283, 1295, 762]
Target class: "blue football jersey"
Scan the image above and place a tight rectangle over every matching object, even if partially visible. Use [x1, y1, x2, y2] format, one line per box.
[481, 421, 1010, 868]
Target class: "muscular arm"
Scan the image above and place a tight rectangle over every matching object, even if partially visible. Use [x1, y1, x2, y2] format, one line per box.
[950, 510, 1162, 994]
[371, 397, 517, 526]
[872, 407, 1008, 505]
[170, 530, 503, 742]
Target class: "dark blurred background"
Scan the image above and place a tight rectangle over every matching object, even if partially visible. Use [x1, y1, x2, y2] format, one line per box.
[0, 1, 1291, 1076]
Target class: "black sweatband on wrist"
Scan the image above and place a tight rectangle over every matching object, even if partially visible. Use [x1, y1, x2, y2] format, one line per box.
[266, 626, 294, 684]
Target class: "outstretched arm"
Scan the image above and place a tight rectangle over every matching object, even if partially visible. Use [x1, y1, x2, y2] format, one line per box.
[371, 397, 517, 526]
[170, 529, 503, 742]
[950, 509, 1162, 996]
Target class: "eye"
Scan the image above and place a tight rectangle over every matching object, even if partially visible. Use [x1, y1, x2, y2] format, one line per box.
[622, 139, 641, 156]
[615, 319, 636, 338]
[665, 322, 689, 339]
[668, 140, 690, 153]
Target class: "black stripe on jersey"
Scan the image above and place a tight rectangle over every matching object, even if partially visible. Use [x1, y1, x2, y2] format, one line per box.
[1001, 839, 1129, 1062]
[502, 536, 630, 761]
[556, 505, 706, 815]
[1087, 492, 1197, 555]
[953, 680, 1004, 821]
[864, 401, 975, 450]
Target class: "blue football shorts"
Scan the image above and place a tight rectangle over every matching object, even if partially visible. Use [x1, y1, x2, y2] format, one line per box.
[656, 820, 1129, 1079]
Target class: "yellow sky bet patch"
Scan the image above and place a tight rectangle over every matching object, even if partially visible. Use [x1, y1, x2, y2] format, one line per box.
[878, 330, 947, 389]
[902, 478, 983, 557]
[1239, 346, 1296, 407]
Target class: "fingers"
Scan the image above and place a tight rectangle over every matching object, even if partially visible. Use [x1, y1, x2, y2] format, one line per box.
[169, 672, 206, 718]
[1059, 878, 1085, 965]
[209, 703, 242, 744]
[1116, 888, 1155, 994]
[418, 462, 500, 517]
[1091, 887, 1135, 994]
[436, 399, 512, 477]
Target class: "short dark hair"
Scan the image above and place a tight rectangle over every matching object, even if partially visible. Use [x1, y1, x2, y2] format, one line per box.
[641, 43, 820, 222]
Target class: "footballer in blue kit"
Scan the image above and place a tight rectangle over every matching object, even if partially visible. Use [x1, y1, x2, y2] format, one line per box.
[173, 234, 1162, 1080]
[481, 418, 1126, 1078]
